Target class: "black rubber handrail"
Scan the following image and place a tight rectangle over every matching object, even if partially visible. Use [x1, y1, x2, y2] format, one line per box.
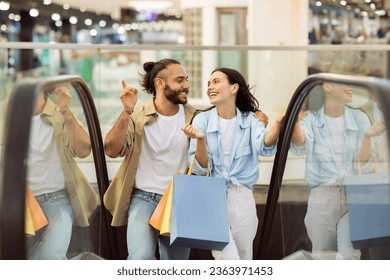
[256, 73, 390, 259]
[0, 75, 120, 259]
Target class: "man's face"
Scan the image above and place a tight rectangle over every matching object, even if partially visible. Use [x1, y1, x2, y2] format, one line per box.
[160, 64, 190, 105]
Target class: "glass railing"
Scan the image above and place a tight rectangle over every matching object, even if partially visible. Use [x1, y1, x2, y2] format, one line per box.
[1, 43, 390, 260]
[255, 73, 390, 260]
[2, 44, 389, 181]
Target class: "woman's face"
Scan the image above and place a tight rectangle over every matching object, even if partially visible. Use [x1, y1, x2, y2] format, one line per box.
[207, 71, 237, 106]
[324, 82, 353, 104]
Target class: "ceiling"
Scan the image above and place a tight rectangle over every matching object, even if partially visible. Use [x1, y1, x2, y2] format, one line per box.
[5, 1, 390, 20]
[49, 0, 390, 13]
[312, 0, 389, 11]
[51, 0, 179, 18]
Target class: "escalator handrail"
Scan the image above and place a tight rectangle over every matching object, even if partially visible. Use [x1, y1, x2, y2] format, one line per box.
[257, 73, 390, 259]
[0, 75, 119, 259]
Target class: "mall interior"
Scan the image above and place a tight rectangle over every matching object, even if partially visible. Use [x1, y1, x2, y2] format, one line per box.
[1, 1, 390, 260]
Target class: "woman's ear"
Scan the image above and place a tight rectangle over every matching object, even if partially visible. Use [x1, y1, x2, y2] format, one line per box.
[322, 82, 332, 94]
[232, 83, 239, 95]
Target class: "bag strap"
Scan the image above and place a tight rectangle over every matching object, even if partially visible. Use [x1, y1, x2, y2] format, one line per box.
[187, 157, 210, 176]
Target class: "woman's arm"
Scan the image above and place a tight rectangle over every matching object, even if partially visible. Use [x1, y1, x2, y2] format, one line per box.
[182, 123, 208, 168]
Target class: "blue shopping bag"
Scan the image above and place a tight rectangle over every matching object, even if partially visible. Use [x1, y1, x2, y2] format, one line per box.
[344, 172, 390, 249]
[170, 174, 229, 250]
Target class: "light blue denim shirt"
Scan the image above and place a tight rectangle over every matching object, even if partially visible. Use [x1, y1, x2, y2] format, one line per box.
[290, 106, 372, 188]
[188, 107, 276, 190]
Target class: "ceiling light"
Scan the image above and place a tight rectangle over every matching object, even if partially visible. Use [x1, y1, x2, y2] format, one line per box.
[0, 1, 10, 11]
[51, 13, 61, 21]
[99, 20, 106, 27]
[128, 1, 173, 13]
[29, 8, 39, 17]
[69, 16, 78, 24]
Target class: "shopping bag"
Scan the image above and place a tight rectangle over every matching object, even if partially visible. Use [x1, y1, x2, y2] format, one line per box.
[149, 171, 181, 234]
[149, 180, 172, 231]
[159, 182, 173, 236]
[25, 201, 35, 235]
[25, 187, 48, 235]
[344, 172, 390, 249]
[170, 174, 229, 250]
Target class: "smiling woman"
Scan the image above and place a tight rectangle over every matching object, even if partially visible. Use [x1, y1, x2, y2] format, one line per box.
[182, 67, 284, 260]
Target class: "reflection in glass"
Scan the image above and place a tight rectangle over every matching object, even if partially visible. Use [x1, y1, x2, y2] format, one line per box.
[25, 84, 99, 260]
[289, 82, 388, 259]
[357, 92, 390, 260]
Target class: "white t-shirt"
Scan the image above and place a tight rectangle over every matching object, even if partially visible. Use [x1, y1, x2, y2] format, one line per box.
[135, 104, 188, 194]
[218, 116, 236, 171]
[27, 114, 65, 195]
[325, 114, 345, 170]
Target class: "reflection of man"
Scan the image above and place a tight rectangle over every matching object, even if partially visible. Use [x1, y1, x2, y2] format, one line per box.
[26, 85, 99, 260]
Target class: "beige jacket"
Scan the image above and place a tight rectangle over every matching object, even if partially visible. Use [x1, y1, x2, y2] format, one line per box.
[42, 99, 99, 227]
[103, 99, 197, 227]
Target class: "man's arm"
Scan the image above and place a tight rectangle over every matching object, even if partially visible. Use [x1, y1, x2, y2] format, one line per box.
[55, 86, 91, 158]
[104, 80, 138, 158]
[104, 111, 133, 158]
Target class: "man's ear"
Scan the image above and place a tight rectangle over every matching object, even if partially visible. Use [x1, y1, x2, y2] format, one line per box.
[155, 77, 165, 90]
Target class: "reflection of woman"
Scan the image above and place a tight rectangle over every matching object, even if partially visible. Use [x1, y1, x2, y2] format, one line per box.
[26, 86, 99, 259]
[360, 96, 390, 259]
[290, 82, 384, 259]
[182, 68, 282, 260]
[360, 97, 388, 172]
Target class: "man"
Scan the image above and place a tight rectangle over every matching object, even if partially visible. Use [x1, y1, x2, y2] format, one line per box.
[27, 85, 99, 259]
[103, 59, 196, 260]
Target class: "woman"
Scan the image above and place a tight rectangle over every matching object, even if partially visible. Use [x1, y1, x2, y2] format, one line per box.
[182, 67, 283, 260]
[290, 82, 385, 259]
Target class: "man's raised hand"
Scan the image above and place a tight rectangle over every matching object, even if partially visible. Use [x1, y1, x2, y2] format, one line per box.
[120, 80, 138, 114]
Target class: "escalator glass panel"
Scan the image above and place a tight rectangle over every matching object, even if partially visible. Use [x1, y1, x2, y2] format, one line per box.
[278, 81, 390, 260]
[24, 82, 102, 260]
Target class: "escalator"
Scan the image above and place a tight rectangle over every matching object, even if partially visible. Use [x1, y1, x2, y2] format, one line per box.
[256, 73, 390, 260]
[0, 75, 119, 260]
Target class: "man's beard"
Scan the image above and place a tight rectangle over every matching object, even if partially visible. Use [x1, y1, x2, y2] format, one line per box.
[164, 84, 188, 105]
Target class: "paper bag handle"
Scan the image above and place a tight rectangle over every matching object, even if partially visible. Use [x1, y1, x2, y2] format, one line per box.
[187, 157, 210, 176]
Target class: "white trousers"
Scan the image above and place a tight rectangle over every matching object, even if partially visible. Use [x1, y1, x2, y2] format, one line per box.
[305, 184, 361, 260]
[212, 185, 258, 260]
